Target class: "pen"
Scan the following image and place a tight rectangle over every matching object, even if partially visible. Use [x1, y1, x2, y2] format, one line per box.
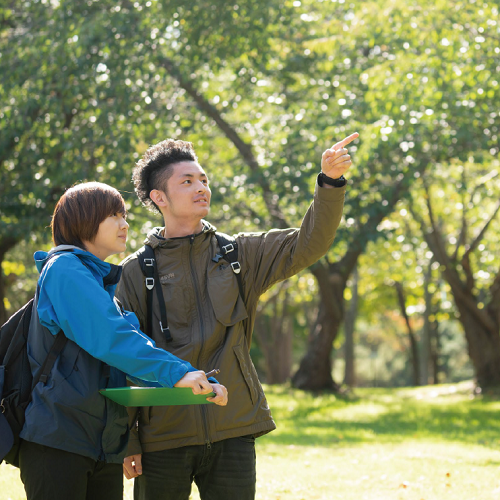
[205, 369, 220, 378]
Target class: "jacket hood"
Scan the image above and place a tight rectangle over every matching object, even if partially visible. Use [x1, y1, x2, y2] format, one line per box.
[144, 220, 216, 249]
[34, 245, 121, 284]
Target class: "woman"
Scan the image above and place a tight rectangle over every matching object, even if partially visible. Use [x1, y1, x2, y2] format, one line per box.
[19, 182, 228, 500]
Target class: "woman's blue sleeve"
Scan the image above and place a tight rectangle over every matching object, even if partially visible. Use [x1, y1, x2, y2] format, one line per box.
[36, 254, 196, 388]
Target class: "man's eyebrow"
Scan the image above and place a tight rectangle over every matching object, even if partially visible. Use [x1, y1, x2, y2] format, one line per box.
[179, 173, 208, 178]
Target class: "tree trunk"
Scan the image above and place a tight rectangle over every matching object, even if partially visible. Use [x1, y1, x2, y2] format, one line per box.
[343, 265, 358, 387]
[266, 321, 292, 384]
[266, 285, 293, 384]
[429, 319, 440, 384]
[455, 297, 500, 388]
[394, 281, 420, 386]
[292, 263, 345, 391]
[421, 265, 433, 385]
[0, 237, 20, 325]
[253, 282, 293, 384]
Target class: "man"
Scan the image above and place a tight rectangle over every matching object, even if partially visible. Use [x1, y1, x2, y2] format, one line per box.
[116, 133, 358, 499]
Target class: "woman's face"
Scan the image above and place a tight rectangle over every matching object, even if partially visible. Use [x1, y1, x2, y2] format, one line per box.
[83, 212, 129, 261]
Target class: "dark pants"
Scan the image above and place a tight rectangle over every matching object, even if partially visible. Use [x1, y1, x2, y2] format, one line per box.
[19, 440, 123, 500]
[134, 436, 256, 500]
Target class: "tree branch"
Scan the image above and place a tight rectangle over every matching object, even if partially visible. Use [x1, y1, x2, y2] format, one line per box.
[462, 200, 500, 263]
[410, 186, 497, 334]
[488, 269, 500, 330]
[452, 170, 468, 261]
[158, 55, 288, 228]
[337, 174, 411, 277]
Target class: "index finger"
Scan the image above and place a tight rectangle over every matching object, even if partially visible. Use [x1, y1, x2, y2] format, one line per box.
[332, 132, 359, 150]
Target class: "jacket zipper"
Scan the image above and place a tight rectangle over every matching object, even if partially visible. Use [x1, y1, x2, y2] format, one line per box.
[189, 236, 211, 447]
[100, 394, 107, 462]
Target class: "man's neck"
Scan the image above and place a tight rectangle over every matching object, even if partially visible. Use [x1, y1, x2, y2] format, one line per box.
[162, 217, 204, 239]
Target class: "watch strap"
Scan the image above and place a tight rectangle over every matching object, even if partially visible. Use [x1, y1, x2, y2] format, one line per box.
[317, 172, 347, 187]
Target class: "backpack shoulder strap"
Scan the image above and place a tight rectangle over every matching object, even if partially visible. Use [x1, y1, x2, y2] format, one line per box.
[0, 299, 35, 365]
[136, 245, 172, 342]
[214, 232, 244, 299]
[34, 332, 67, 388]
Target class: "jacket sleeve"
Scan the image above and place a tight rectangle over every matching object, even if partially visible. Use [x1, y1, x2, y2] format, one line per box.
[240, 182, 346, 296]
[36, 254, 195, 388]
[126, 407, 142, 456]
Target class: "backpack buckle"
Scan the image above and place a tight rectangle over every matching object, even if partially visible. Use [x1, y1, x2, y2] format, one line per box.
[222, 243, 234, 254]
[231, 261, 241, 274]
[144, 258, 155, 266]
[145, 277, 154, 290]
[160, 323, 173, 343]
[212, 253, 223, 263]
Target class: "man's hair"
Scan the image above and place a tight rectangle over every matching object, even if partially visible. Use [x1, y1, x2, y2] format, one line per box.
[132, 139, 198, 214]
[51, 182, 126, 249]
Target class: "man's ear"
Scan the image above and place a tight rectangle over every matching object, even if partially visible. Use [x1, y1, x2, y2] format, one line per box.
[150, 189, 169, 208]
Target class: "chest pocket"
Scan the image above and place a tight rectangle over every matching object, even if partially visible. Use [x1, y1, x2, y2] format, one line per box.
[158, 272, 190, 329]
[207, 263, 248, 327]
[151, 271, 192, 347]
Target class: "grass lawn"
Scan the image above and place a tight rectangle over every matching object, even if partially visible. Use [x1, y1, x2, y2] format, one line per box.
[2, 381, 500, 500]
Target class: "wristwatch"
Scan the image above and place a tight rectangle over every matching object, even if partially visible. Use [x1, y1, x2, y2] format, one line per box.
[317, 172, 347, 188]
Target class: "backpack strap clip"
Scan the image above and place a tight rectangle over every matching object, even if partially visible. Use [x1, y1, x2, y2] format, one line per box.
[221, 243, 235, 254]
[214, 233, 244, 295]
[143, 258, 155, 290]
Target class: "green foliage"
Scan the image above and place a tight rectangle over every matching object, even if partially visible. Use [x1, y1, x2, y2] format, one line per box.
[1, 0, 498, 383]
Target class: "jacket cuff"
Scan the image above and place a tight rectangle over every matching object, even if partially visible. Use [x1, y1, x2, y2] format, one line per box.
[167, 365, 191, 388]
[126, 435, 143, 456]
[126, 414, 143, 456]
[314, 181, 347, 201]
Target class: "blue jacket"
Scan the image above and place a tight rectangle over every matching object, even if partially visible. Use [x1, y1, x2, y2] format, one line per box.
[20, 246, 197, 463]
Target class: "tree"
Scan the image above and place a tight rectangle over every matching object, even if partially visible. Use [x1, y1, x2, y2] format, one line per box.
[0, 0, 283, 320]
[0, 1, 148, 321]
[409, 160, 500, 389]
[290, 0, 500, 389]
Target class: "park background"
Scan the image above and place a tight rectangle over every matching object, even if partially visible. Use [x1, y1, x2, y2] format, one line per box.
[1, 0, 499, 498]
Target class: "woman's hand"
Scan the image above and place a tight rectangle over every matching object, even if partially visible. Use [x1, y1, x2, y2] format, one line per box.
[174, 370, 213, 394]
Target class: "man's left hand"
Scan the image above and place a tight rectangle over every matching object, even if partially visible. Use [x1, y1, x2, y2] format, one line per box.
[321, 132, 359, 181]
[207, 383, 228, 406]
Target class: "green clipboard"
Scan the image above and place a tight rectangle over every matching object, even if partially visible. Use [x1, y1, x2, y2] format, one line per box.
[100, 387, 216, 407]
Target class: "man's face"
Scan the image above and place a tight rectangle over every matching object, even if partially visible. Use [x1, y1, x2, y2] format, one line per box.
[163, 161, 211, 220]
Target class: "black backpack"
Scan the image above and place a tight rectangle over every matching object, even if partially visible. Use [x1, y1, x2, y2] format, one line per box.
[0, 267, 68, 467]
[136, 232, 244, 341]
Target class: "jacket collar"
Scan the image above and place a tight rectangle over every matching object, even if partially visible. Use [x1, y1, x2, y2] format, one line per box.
[34, 245, 122, 285]
[144, 220, 216, 249]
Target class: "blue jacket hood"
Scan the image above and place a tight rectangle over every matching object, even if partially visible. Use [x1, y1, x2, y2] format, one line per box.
[34, 245, 121, 286]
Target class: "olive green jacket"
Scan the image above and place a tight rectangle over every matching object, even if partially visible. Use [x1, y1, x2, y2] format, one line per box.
[116, 183, 346, 454]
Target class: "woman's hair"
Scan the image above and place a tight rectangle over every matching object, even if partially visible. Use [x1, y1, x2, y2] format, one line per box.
[51, 182, 126, 248]
[132, 139, 198, 214]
